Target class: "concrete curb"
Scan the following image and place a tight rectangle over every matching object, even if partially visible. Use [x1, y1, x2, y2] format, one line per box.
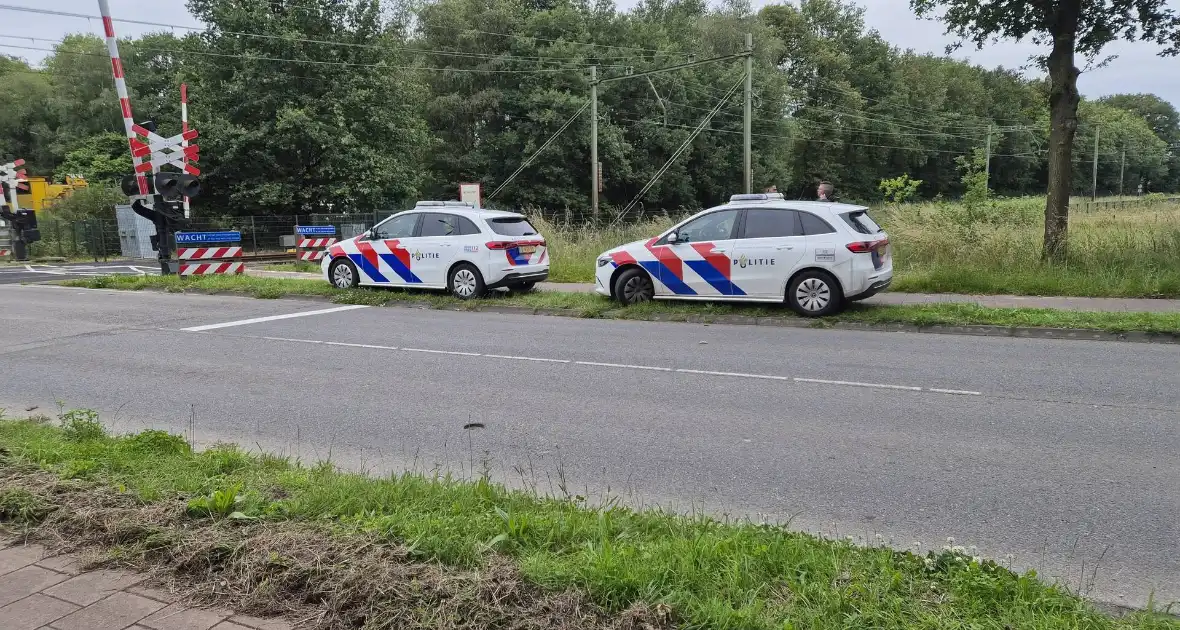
[66, 286, 1180, 344]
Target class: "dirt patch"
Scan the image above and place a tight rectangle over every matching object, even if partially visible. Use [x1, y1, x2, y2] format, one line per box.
[0, 465, 673, 630]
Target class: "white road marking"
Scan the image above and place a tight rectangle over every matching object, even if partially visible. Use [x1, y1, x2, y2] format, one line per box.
[928, 388, 983, 396]
[403, 347, 483, 357]
[179, 305, 370, 332]
[175, 329, 983, 397]
[676, 369, 790, 381]
[574, 361, 674, 372]
[483, 354, 570, 364]
[322, 341, 398, 350]
[793, 377, 923, 392]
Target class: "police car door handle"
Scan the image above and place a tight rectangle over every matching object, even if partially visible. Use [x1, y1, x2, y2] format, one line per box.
[776, 245, 795, 250]
[710, 248, 727, 254]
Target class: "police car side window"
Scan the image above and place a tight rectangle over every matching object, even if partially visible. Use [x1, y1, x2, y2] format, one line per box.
[372, 213, 419, 239]
[672, 210, 739, 243]
[457, 216, 481, 235]
[420, 213, 462, 237]
[798, 212, 837, 235]
[740, 208, 802, 239]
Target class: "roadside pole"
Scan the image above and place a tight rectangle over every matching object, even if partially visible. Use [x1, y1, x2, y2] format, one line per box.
[182, 83, 190, 219]
[1119, 147, 1126, 197]
[984, 125, 993, 189]
[743, 33, 752, 194]
[590, 65, 598, 220]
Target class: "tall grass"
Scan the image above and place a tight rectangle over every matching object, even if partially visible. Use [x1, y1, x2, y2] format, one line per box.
[883, 198, 1180, 298]
[535, 197, 1180, 298]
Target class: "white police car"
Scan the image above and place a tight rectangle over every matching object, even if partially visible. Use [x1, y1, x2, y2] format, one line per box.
[594, 193, 892, 316]
[323, 201, 548, 299]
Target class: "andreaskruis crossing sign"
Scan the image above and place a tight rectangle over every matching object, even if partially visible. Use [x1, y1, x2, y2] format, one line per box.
[130, 124, 200, 175]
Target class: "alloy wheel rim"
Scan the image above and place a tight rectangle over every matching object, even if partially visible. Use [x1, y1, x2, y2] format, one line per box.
[455, 269, 477, 297]
[796, 278, 830, 311]
[333, 264, 353, 288]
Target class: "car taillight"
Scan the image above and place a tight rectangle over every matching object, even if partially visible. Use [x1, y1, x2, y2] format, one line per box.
[846, 238, 888, 253]
[485, 241, 511, 250]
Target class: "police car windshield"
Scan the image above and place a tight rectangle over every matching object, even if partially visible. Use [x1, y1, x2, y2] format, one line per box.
[488, 217, 537, 237]
[841, 211, 882, 235]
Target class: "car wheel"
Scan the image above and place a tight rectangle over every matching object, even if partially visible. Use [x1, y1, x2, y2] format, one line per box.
[328, 258, 359, 289]
[449, 264, 486, 300]
[787, 270, 841, 317]
[507, 281, 536, 294]
[614, 267, 655, 305]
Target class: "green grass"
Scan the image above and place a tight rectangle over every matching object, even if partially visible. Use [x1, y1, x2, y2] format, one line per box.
[61, 274, 1180, 334]
[533, 198, 1180, 298]
[256, 261, 322, 273]
[1, 413, 1176, 629]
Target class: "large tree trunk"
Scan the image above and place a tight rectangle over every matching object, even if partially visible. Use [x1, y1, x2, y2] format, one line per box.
[1043, 0, 1082, 262]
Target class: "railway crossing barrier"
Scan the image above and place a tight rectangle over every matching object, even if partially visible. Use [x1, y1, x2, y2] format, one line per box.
[176, 231, 243, 275]
[294, 225, 337, 261]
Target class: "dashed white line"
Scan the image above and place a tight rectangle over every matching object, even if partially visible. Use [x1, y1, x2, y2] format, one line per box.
[321, 341, 398, 350]
[574, 361, 674, 372]
[676, 369, 790, 381]
[403, 347, 483, 357]
[483, 354, 570, 364]
[793, 377, 923, 392]
[180, 305, 370, 332]
[928, 388, 983, 396]
[178, 328, 984, 397]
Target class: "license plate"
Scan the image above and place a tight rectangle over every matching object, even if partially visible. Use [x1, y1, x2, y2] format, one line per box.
[517, 246, 536, 254]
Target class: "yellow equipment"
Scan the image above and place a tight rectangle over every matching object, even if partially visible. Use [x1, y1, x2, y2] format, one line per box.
[16, 175, 88, 211]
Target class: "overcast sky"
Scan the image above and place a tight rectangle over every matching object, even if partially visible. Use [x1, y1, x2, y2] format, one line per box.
[2, 0, 1178, 107]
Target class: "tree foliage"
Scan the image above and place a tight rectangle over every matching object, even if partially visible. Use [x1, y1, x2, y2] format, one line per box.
[0, 0, 1176, 220]
[910, 0, 1180, 260]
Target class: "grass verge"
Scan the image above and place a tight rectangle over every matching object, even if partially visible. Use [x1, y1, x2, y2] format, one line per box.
[2, 411, 1176, 629]
[60, 274, 1180, 335]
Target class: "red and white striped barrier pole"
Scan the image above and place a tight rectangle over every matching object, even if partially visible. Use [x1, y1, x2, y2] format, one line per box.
[97, 0, 148, 195]
[181, 82, 190, 219]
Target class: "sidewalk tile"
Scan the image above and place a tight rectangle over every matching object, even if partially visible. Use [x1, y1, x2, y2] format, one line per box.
[49, 591, 164, 630]
[0, 544, 46, 576]
[212, 622, 253, 630]
[35, 556, 84, 576]
[140, 602, 231, 630]
[0, 593, 79, 630]
[228, 613, 293, 630]
[43, 569, 146, 606]
[126, 585, 179, 604]
[0, 566, 70, 607]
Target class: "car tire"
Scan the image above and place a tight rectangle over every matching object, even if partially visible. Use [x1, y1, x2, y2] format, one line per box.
[449, 263, 486, 300]
[507, 281, 536, 294]
[787, 270, 842, 317]
[613, 267, 655, 305]
[328, 257, 359, 290]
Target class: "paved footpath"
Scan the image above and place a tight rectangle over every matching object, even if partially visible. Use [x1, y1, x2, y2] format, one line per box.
[245, 269, 1180, 313]
[0, 538, 290, 630]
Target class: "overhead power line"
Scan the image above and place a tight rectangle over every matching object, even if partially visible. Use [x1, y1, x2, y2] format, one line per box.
[0, 42, 588, 74]
[0, 4, 632, 68]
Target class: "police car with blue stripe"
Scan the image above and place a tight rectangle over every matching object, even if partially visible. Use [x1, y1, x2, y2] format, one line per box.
[594, 193, 892, 316]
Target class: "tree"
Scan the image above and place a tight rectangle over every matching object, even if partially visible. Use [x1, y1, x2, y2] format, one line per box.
[911, 0, 1180, 261]
[1099, 93, 1180, 191]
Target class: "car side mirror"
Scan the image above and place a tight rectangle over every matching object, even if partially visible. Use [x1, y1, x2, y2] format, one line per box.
[666, 231, 680, 244]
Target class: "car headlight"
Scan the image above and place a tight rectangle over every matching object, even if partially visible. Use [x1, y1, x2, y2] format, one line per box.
[597, 256, 612, 267]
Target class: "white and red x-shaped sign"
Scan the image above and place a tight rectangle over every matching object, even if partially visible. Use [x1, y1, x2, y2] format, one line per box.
[130, 125, 200, 175]
[0, 159, 29, 192]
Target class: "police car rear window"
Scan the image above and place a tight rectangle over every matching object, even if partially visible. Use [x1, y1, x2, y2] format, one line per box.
[841, 211, 882, 235]
[487, 217, 538, 237]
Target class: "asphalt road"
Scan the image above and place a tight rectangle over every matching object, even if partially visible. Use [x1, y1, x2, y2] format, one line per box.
[0, 261, 158, 284]
[0, 284, 1176, 609]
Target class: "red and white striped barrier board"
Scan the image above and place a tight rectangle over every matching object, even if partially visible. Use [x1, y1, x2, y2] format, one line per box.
[180, 262, 244, 276]
[177, 246, 243, 260]
[0, 249, 10, 258]
[298, 250, 326, 261]
[297, 238, 337, 248]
